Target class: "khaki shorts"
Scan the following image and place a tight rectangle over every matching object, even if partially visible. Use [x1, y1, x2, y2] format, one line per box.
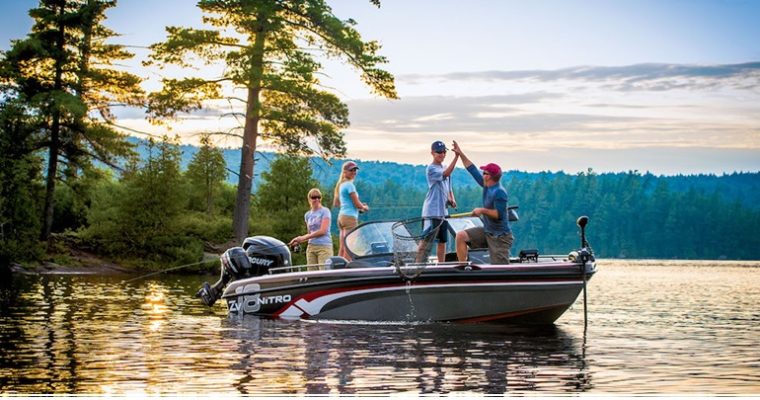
[306, 244, 334, 265]
[338, 215, 358, 230]
[464, 227, 514, 264]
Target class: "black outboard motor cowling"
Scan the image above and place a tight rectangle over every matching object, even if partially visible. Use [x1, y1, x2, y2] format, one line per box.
[243, 235, 292, 275]
[197, 236, 292, 307]
[197, 246, 249, 307]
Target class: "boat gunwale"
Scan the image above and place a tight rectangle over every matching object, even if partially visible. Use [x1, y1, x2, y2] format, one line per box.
[220, 260, 596, 300]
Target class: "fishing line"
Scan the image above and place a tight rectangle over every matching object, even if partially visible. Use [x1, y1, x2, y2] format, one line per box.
[121, 241, 295, 284]
[121, 260, 215, 284]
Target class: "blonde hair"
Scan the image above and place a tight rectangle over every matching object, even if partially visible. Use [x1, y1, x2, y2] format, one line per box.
[307, 188, 322, 202]
[333, 161, 355, 207]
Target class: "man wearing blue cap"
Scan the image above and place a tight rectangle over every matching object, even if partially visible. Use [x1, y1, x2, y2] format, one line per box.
[451, 140, 514, 264]
[421, 140, 459, 262]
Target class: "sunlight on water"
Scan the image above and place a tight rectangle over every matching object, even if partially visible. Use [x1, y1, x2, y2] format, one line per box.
[1, 260, 758, 394]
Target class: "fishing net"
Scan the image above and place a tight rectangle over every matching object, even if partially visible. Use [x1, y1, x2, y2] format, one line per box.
[391, 217, 444, 278]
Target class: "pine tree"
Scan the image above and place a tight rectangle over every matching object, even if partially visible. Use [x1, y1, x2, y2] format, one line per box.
[0, 0, 144, 245]
[0, 101, 44, 264]
[254, 155, 319, 242]
[147, 0, 397, 243]
[186, 135, 227, 216]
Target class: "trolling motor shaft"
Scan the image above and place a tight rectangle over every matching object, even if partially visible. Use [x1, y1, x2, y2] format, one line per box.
[576, 215, 592, 331]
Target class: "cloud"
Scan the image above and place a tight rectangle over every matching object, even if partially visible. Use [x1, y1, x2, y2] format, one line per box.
[347, 94, 642, 134]
[399, 62, 760, 91]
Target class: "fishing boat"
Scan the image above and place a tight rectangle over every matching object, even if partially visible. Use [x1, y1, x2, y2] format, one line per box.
[197, 213, 596, 324]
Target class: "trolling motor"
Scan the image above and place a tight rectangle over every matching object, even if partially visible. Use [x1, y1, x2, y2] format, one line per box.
[576, 215, 593, 263]
[575, 215, 594, 331]
[196, 236, 292, 307]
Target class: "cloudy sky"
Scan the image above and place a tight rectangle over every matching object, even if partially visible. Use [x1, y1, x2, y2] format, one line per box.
[2, 0, 759, 175]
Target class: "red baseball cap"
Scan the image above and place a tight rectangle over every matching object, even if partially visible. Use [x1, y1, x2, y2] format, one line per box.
[343, 161, 359, 171]
[480, 163, 502, 178]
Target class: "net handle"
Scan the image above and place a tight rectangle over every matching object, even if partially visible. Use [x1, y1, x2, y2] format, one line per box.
[391, 217, 445, 241]
[449, 205, 520, 219]
[448, 212, 471, 218]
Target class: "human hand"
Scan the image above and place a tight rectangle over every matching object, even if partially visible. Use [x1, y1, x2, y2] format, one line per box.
[471, 208, 482, 217]
[289, 236, 302, 247]
[449, 199, 457, 209]
[451, 140, 461, 155]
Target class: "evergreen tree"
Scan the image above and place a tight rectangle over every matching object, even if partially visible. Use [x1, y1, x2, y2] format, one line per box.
[83, 136, 201, 266]
[119, 136, 188, 257]
[0, 0, 143, 245]
[146, 0, 397, 243]
[0, 101, 44, 265]
[186, 135, 227, 216]
[254, 155, 319, 243]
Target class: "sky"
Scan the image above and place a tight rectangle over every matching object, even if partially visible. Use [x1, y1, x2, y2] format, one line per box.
[2, 0, 759, 175]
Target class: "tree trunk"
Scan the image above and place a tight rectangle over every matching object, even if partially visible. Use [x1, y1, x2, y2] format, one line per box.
[40, 1, 67, 246]
[232, 24, 266, 243]
[41, 116, 60, 244]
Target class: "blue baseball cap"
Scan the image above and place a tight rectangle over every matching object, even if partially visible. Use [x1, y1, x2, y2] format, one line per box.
[431, 141, 447, 152]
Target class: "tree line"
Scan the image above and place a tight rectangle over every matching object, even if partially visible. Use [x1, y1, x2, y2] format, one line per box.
[345, 174, 760, 260]
[0, 0, 395, 269]
[3, 1, 758, 269]
[3, 132, 759, 269]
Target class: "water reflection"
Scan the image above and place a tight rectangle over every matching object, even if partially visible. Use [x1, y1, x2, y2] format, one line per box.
[1, 260, 759, 394]
[218, 317, 589, 394]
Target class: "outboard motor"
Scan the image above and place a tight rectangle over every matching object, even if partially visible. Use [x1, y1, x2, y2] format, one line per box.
[197, 246, 249, 307]
[243, 235, 292, 275]
[197, 236, 292, 307]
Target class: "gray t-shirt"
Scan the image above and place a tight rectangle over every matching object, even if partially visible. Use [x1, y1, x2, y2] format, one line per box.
[421, 163, 450, 218]
[305, 207, 332, 246]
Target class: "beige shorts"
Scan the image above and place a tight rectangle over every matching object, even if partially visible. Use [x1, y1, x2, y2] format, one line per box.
[464, 227, 514, 264]
[306, 243, 334, 265]
[338, 215, 358, 230]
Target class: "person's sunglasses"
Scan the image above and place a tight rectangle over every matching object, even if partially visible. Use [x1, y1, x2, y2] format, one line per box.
[349, 168, 359, 172]
[482, 171, 490, 175]
[435, 150, 446, 154]
[310, 196, 321, 200]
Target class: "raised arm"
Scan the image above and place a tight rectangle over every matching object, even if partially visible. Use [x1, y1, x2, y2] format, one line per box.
[452, 140, 472, 168]
[442, 152, 459, 178]
[452, 140, 483, 187]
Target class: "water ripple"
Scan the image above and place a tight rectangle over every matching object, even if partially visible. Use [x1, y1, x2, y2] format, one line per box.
[1, 260, 759, 394]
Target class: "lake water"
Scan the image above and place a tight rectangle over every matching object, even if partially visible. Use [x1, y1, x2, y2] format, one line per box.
[1, 260, 758, 395]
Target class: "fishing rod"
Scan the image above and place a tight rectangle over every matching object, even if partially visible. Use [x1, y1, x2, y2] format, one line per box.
[121, 241, 299, 284]
[122, 259, 217, 284]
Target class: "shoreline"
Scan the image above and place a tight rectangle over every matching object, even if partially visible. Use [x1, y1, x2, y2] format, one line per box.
[8, 246, 221, 276]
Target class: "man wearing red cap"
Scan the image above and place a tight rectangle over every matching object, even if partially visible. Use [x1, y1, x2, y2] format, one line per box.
[451, 140, 514, 264]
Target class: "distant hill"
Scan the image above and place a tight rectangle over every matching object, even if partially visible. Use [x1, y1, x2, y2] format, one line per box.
[129, 137, 760, 209]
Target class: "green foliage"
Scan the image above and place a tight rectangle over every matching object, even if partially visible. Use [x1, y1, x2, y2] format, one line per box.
[82, 137, 202, 268]
[0, 101, 44, 265]
[353, 168, 760, 260]
[253, 155, 320, 243]
[146, 0, 398, 241]
[185, 135, 227, 216]
[52, 167, 108, 233]
[1, 0, 143, 242]
[175, 213, 233, 244]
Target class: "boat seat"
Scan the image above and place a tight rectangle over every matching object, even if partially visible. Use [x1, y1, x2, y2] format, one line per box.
[325, 256, 349, 270]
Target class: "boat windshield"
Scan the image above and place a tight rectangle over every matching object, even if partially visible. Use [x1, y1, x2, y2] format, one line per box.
[345, 217, 483, 258]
